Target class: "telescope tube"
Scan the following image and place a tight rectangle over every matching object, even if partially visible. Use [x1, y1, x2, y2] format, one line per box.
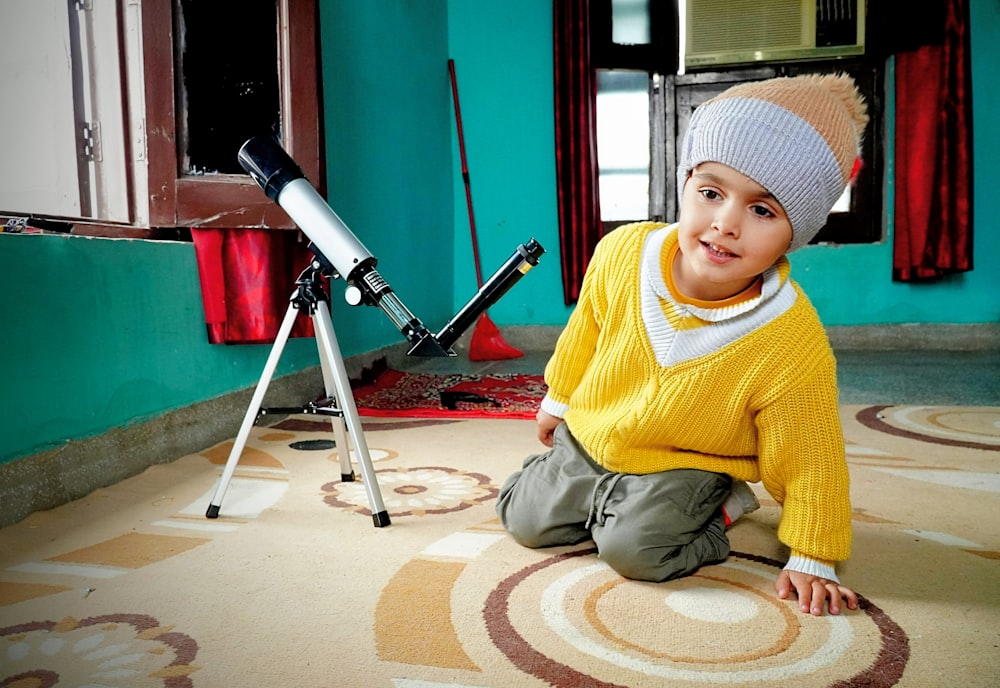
[238, 135, 544, 358]
[238, 136, 450, 356]
[238, 136, 375, 282]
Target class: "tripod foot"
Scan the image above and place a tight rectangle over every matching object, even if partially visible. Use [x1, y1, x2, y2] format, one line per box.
[372, 511, 391, 528]
[206, 504, 220, 519]
[342, 471, 356, 482]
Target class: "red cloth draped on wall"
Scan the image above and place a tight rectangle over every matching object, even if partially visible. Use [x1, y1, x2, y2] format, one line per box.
[191, 228, 316, 344]
[892, 0, 973, 281]
[553, 0, 602, 305]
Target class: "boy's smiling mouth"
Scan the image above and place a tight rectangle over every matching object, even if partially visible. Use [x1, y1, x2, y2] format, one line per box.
[701, 240, 738, 263]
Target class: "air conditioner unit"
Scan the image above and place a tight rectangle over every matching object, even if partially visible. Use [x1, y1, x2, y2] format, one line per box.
[683, 0, 865, 70]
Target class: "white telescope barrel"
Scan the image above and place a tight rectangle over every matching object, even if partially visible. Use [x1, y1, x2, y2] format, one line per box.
[237, 135, 543, 358]
[238, 136, 375, 281]
[274, 179, 374, 281]
[238, 135, 452, 356]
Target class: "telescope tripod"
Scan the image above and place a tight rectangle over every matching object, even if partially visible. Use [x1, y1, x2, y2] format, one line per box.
[205, 257, 390, 527]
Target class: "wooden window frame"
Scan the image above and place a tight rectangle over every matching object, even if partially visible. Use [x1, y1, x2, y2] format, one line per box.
[63, 0, 322, 240]
[143, 0, 321, 230]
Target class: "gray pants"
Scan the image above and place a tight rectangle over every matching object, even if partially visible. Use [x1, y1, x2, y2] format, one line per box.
[497, 423, 731, 582]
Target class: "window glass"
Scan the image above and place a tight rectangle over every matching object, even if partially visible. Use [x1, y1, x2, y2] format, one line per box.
[596, 70, 650, 222]
[611, 0, 651, 44]
[177, 0, 280, 175]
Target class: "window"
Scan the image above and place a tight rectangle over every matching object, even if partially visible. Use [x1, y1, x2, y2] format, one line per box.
[591, 0, 884, 246]
[595, 71, 650, 222]
[0, 0, 321, 239]
[177, 0, 282, 177]
[0, 1, 129, 225]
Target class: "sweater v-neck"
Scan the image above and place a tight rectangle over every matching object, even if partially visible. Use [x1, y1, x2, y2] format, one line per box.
[640, 225, 797, 365]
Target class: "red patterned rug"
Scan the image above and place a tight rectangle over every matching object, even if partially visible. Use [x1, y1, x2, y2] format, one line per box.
[351, 369, 547, 419]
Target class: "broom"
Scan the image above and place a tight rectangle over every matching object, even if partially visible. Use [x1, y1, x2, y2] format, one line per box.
[448, 59, 523, 361]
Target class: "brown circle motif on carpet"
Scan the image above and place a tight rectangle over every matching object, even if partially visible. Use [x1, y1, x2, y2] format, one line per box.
[374, 518, 911, 688]
[0, 614, 198, 687]
[483, 547, 909, 687]
[321, 466, 498, 517]
[856, 405, 1000, 451]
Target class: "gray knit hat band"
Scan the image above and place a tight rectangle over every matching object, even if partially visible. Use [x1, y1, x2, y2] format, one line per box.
[677, 97, 846, 253]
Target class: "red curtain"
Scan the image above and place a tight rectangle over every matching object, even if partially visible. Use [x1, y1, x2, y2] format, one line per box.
[191, 228, 316, 344]
[553, 0, 602, 305]
[892, 0, 973, 281]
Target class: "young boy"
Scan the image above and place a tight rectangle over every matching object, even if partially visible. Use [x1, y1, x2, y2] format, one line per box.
[497, 74, 868, 616]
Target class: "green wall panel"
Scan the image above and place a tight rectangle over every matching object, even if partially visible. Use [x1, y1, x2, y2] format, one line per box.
[446, 0, 567, 326]
[0, 234, 318, 463]
[319, 0, 456, 348]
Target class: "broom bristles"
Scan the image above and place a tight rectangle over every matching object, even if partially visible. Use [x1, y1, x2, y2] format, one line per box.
[469, 313, 523, 361]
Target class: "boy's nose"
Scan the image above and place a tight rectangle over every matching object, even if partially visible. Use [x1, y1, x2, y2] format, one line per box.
[711, 205, 741, 238]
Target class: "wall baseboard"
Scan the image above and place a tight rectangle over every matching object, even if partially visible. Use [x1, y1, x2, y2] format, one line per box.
[825, 323, 999, 350]
[0, 366, 323, 529]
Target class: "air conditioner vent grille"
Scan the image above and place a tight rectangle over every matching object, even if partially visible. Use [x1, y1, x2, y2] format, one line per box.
[688, 0, 805, 53]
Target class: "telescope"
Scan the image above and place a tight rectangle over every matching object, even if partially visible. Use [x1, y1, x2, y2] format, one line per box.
[237, 135, 543, 356]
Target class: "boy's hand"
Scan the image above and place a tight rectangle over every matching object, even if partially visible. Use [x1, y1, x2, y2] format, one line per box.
[775, 570, 859, 616]
[536, 409, 563, 447]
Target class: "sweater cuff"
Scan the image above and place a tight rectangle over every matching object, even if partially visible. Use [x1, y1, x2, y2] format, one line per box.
[784, 555, 839, 583]
[540, 395, 568, 419]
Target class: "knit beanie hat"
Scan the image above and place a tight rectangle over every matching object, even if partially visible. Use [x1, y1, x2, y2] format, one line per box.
[677, 74, 869, 252]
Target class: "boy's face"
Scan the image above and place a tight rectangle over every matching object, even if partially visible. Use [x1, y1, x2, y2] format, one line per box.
[674, 162, 793, 302]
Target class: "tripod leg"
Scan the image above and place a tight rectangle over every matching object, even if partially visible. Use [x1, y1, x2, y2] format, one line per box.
[330, 416, 355, 482]
[206, 301, 299, 518]
[313, 301, 391, 527]
[315, 328, 355, 482]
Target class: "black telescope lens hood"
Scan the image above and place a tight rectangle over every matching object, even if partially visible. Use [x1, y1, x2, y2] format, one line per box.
[237, 135, 306, 201]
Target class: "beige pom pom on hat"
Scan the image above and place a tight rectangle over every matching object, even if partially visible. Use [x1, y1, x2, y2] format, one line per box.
[677, 74, 869, 252]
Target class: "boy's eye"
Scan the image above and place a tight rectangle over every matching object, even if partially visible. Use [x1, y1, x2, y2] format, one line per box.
[751, 204, 774, 218]
[699, 188, 720, 200]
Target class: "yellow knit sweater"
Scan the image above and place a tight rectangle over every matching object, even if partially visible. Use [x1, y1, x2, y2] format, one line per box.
[542, 222, 851, 564]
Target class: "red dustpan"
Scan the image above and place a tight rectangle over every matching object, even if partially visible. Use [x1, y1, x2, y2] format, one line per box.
[450, 59, 523, 361]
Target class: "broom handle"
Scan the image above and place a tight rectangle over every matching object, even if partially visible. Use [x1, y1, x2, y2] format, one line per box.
[449, 59, 484, 288]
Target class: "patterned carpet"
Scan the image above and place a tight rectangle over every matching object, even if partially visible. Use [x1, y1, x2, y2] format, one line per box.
[351, 369, 547, 419]
[0, 405, 998, 687]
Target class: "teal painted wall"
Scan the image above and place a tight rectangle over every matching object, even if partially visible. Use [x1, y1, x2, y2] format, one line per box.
[319, 0, 455, 343]
[446, 1, 562, 324]
[0, 234, 319, 462]
[1, 0, 997, 465]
